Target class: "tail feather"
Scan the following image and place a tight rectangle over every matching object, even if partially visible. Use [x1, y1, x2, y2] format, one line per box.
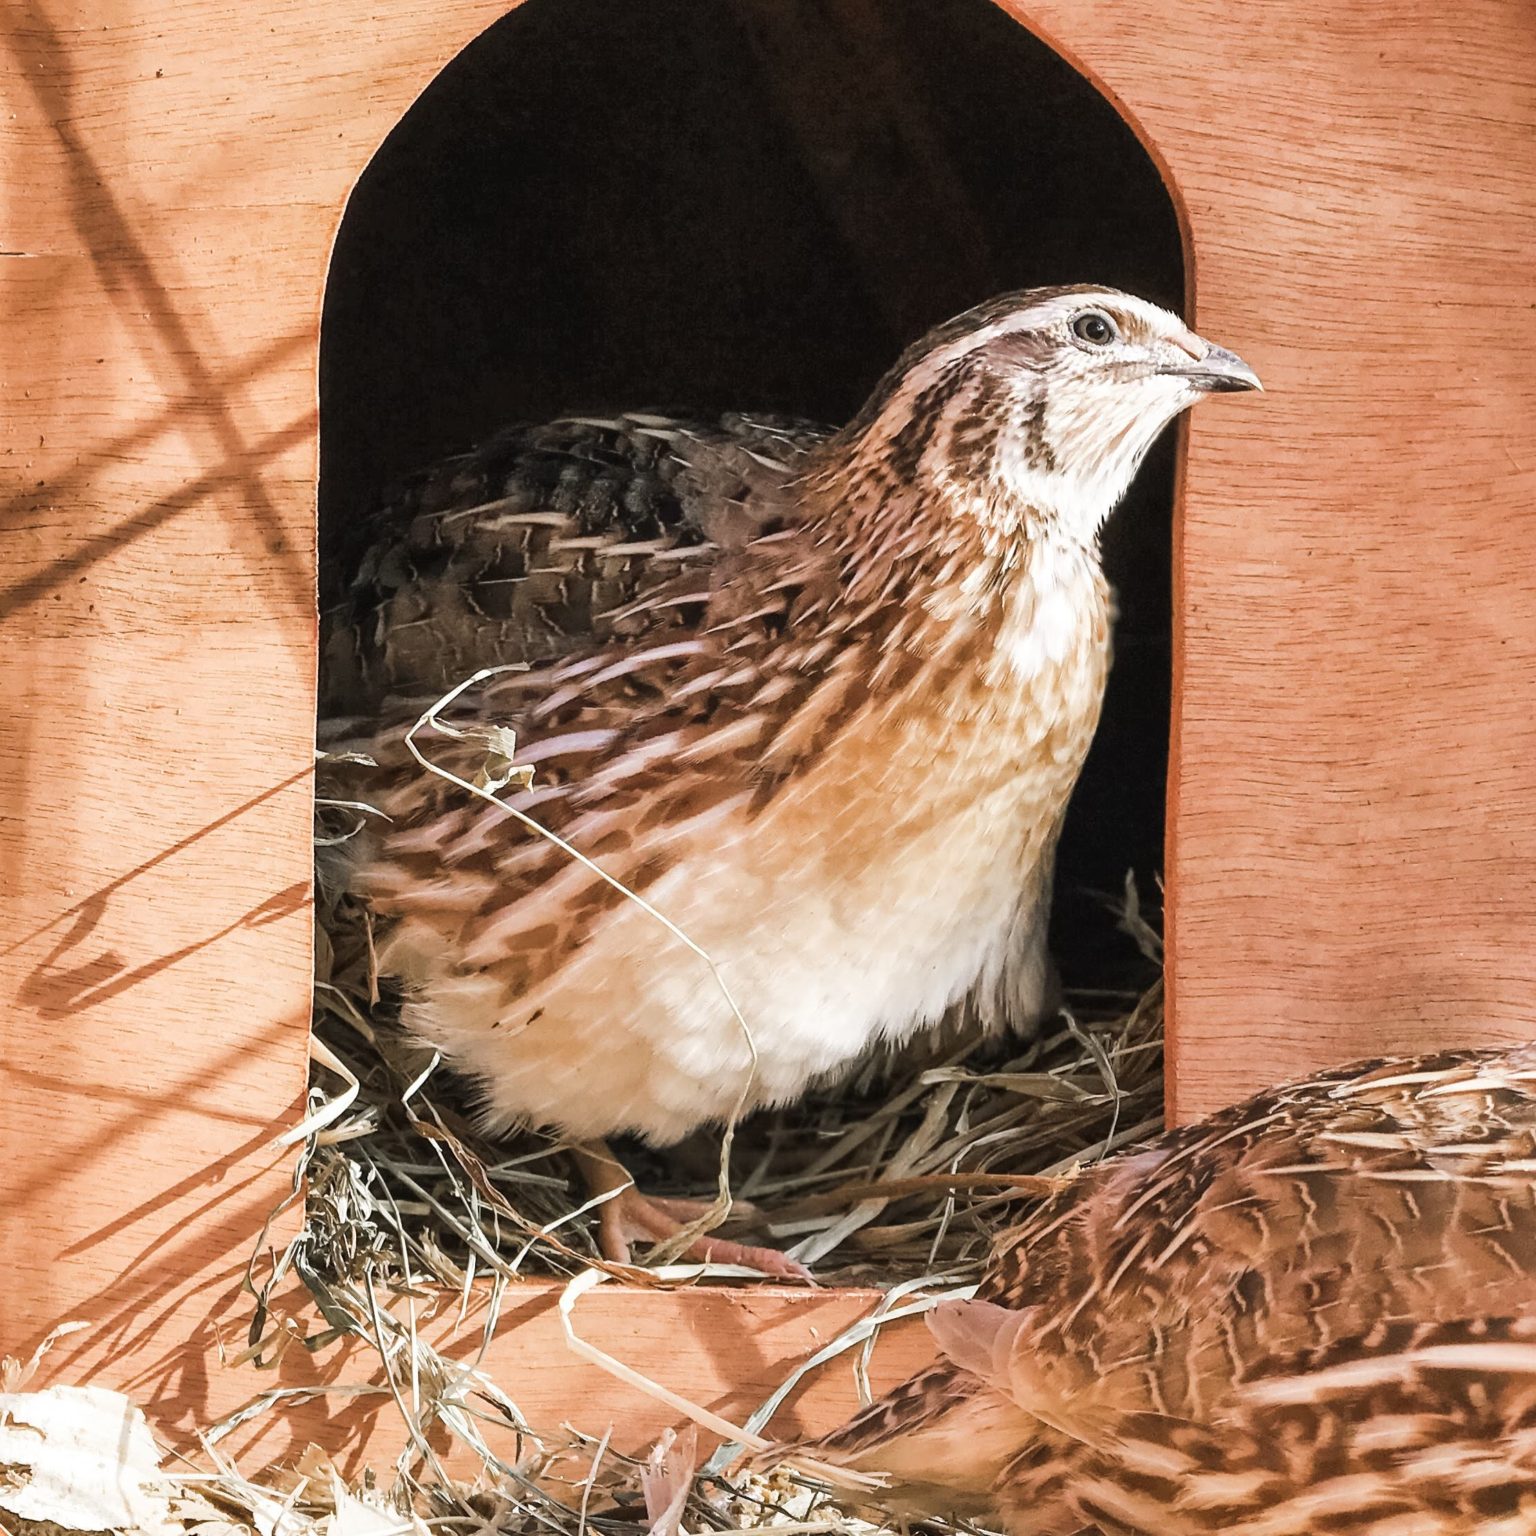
[764, 1362, 1032, 1518]
[807, 1363, 972, 1462]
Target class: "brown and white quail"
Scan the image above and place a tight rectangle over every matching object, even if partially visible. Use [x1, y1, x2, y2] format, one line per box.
[791, 1043, 1536, 1533]
[319, 285, 1259, 1273]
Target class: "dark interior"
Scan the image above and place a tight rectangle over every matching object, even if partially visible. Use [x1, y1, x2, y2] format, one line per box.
[319, 0, 1184, 993]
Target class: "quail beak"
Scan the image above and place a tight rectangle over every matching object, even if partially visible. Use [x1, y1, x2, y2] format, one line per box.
[1163, 343, 1263, 394]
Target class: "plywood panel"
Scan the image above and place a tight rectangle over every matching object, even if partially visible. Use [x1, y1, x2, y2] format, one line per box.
[0, 0, 505, 1453]
[7, 0, 1536, 1484]
[1005, 0, 1536, 1122]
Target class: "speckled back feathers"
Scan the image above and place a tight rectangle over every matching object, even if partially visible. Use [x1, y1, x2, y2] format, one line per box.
[800, 1043, 1536, 1534]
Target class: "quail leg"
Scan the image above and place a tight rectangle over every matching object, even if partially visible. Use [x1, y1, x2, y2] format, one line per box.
[573, 1143, 814, 1282]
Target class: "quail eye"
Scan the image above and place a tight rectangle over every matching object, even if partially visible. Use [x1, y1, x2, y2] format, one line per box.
[1070, 310, 1119, 347]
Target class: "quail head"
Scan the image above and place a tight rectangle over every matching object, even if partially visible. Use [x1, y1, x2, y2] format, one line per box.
[320, 285, 1260, 1273]
[787, 1043, 1536, 1534]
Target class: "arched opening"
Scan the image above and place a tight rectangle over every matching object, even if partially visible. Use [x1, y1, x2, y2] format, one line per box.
[321, 0, 1184, 1001]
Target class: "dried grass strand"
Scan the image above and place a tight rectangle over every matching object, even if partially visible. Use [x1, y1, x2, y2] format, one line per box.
[403, 667, 759, 1261]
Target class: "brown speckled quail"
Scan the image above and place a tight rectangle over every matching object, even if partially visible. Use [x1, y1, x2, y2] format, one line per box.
[319, 285, 1259, 1274]
[790, 1044, 1536, 1533]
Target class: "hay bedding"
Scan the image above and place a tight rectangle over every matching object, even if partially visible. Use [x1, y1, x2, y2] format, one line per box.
[303, 875, 1161, 1286]
[189, 791, 1159, 1529]
[15, 770, 1158, 1536]
[304, 710, 1161, 1290]
[207, 994, 1160, 1536]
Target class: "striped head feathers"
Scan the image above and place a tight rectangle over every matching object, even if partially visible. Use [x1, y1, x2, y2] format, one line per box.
[828, 284, 1260, 552]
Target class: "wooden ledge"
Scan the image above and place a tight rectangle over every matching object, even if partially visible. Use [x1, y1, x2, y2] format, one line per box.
[216, 1275, 934, 1477]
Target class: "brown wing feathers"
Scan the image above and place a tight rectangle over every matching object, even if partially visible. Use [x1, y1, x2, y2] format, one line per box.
[797, 1046, 1536, 1534]
[321, 411, 831, 716]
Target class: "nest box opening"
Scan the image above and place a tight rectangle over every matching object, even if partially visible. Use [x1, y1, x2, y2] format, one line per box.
[320, 0, 1185, 1002]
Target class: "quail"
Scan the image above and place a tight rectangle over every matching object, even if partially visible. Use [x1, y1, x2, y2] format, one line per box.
[319, 285, 1260, 1274]
[790, 1044, 1536, 1533]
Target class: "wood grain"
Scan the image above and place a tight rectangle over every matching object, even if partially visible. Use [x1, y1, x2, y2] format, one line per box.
[1002, 0, 1536, 1122]
[5, 0, 1535, 1481]
[0, 0, 504, 1458]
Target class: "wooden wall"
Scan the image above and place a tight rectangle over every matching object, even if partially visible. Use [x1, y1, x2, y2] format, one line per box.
[1012, 1, 1536, 1121]
[1, 0, 495, 1466]
[4, 0, 1535, 1478]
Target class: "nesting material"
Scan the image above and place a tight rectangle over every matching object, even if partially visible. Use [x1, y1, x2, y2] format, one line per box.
[307, 821, 1161, 1285]
[233, 781, 1167, 1526]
